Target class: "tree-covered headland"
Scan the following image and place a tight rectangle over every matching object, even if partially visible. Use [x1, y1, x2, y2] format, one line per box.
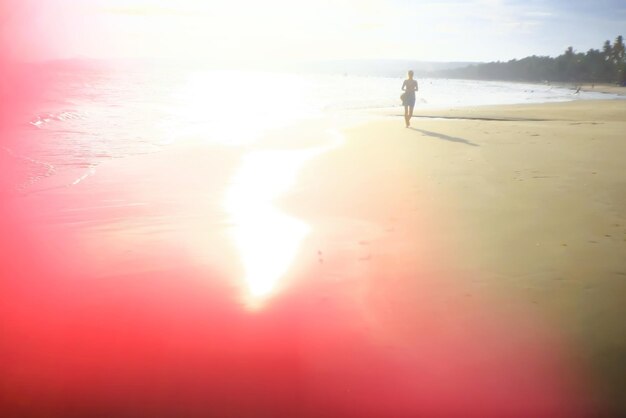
[438, 36, 626, 85]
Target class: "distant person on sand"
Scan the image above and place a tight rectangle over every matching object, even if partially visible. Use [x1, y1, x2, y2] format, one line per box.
[401, 70, 418, 127]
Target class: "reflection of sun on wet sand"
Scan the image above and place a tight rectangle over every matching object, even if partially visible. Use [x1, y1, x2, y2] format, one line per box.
[223, 129, 343, 307]
[1, 100, 626, 416]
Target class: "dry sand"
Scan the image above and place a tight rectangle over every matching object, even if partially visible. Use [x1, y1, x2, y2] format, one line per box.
[2, 99, 625, 416]
[579, 84, 626, 96]
[322, 99, 626, 414]
[282, 99, 626, 415]
[552, 83, 626, 96]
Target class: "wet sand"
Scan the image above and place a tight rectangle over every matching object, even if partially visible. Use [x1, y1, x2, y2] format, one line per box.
[1, 99, 625, 416]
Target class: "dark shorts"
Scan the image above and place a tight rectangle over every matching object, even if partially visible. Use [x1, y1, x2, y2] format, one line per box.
[402, 92, 416, 107]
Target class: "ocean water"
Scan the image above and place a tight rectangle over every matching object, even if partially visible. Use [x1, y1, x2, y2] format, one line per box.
[2, 65, 622, 193]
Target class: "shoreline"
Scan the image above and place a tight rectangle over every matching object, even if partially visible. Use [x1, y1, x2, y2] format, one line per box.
[561, 82, 626, 96]
[399, 97, 626, 120]
[422, 77, 626, 97]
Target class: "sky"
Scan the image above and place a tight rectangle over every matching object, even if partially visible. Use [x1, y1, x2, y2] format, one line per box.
[3, 0, 626, 64]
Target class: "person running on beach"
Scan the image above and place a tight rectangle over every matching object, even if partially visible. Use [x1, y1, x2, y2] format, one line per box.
[401, 70, 418, 127]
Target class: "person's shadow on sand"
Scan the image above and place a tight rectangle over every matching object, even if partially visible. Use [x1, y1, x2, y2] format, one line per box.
[410, 127, 479, 147]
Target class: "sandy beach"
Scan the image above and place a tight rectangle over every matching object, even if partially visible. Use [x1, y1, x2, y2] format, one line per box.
[294, 99, 626, 414]
[1, 98, 625, 416]
[547, 83, 626, 96]
[578, 84, 626, 96]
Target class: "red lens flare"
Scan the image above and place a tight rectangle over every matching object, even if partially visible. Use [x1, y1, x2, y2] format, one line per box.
[0, 2, 603, 417]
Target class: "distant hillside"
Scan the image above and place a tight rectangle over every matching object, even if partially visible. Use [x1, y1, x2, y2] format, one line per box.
[434, 36, 626, 85]
[300, 60, 476, 77]
[32, 57, 110, 70]
[30, 57, 477, 77]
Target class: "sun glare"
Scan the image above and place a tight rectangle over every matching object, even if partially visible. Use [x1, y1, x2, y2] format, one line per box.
[224, 131, 344, 308]
[170, 71, 317, 145]
[224, 150, 311, 307]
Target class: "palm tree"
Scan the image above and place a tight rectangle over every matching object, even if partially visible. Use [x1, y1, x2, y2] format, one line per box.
[585, 49, 604, 82]
[560, 47, 577, 81]
[612, 35, 625, 64]
[613, 36, 626, 84]
[603, 40, 612, 61]
[601, 41, 615, 80]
